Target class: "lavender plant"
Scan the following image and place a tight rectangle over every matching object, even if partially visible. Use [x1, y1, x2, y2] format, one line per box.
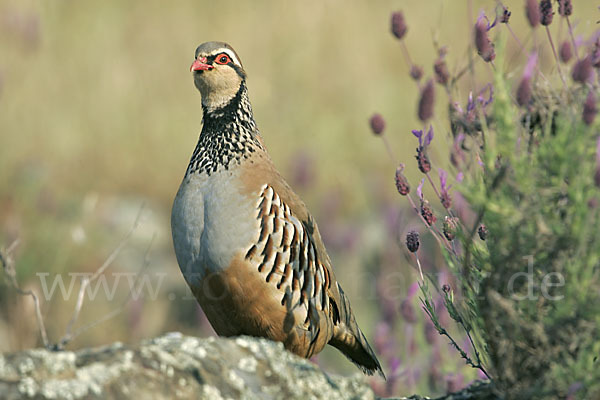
[373, 2, 600, 398]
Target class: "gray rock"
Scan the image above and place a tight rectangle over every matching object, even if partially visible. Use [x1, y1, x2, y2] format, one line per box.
[0, 333, 497, 400]
[0, 333, 376, 400]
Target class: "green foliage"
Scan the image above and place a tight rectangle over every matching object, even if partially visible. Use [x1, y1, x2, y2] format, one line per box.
[414, 29, 600, 399]
[457, 52, 600, 398]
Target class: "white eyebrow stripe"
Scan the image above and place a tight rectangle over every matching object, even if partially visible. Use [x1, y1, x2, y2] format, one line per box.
[210, 49, 241, 66]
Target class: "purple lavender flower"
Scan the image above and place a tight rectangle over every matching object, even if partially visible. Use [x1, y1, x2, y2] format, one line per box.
[438, 169, 452, 208]
[412, 130, 423, 143]
[369, 113, 386, 135]
[516, 53, 538, 107]
[454, 85, 493, 126]
[391, 11, 408, 40]
[421, 202, 437, 226]
[557, 0, 573, 16]
[438, 168, 449, 187]
[540, 0, 554, 26]
[425, 125, 434, 144]
[395, 164, 410, 195]
[524, 51, 538, 77]
[477, 84, 494, 108]
[525, 0, 541, 28]
[583, 91, 598, 126]
[417, 177, 437, 225]
[418, 79, 435, 122]
[410, 65, 423, 81]
[413, 126, 434, 173]
[476, 12, 497, 31]
[572, 56, 593, 83]
[474, 14, 496, 62]
[434, 55, 450, 85]
[443, 216, 459, 241]
[559, 40, 573, 63]
[499, 5, 511, 23]
[406, 231, 420, 253]
[465, 91, 476, 117]
[516, 80, 532, 107]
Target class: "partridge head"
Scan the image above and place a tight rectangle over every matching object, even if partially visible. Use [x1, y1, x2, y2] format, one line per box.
[190, 42, 246, 112]
[171, 41, 384, 378]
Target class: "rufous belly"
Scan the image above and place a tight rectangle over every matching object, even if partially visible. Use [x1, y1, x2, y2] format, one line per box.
[189, 254, 329, 359]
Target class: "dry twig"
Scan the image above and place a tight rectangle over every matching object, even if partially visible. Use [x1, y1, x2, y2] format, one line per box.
[0, 240, 49, 348]
[59, 232, 155, 348]
[57, 204, 147, 349]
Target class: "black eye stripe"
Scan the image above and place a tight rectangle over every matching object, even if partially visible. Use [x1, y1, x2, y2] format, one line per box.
[207, 53, 235, 65]
[203, 53, 245, 79]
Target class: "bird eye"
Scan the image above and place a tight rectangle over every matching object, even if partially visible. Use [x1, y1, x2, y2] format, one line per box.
[215, 54, 231, 65]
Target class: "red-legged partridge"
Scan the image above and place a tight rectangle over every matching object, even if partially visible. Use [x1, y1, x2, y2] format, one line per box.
[171, 41, 384, 377]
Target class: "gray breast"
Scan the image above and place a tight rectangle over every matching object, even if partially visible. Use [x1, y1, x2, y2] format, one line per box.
[171, 169, 258, 287]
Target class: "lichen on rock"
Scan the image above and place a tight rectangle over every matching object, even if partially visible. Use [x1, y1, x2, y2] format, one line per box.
[0, 333, 495, 399]
[0, 333, 375, 400]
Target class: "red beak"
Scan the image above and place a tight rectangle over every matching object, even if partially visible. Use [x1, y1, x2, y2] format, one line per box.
[190, 58, 213, 72]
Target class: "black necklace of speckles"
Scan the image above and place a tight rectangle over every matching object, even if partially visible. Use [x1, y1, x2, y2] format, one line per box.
[186, 81, 264, 177]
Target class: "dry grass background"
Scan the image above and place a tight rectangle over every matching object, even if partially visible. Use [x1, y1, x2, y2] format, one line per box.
[1, 0, 599, 395]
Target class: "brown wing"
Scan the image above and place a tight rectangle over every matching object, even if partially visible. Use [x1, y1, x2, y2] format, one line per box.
[243, 183, 335, 356]
[240, 154, 384, 376]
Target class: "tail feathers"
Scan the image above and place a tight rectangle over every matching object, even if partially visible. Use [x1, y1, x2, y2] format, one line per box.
[330, 328, 385, 379]
[329, 285, 386, 379]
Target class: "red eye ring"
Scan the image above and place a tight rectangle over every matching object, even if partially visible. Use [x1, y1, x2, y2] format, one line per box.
[215, 53, 231, 65]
